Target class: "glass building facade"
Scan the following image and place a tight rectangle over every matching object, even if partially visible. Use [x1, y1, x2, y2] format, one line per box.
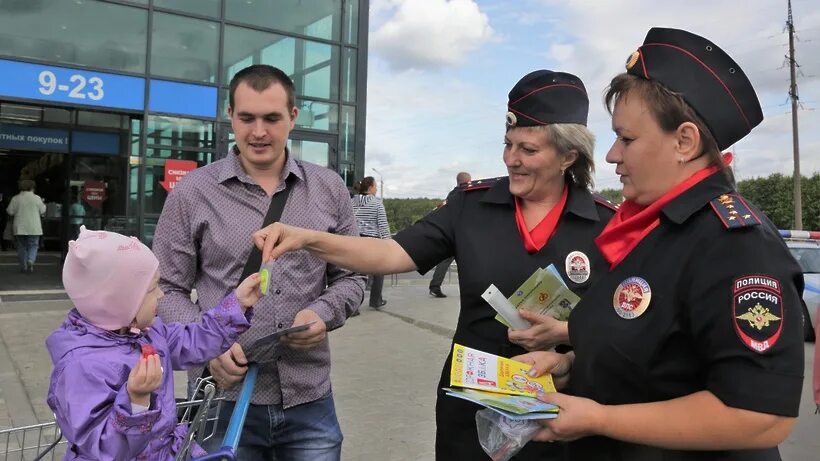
[0, 0, 369, 252]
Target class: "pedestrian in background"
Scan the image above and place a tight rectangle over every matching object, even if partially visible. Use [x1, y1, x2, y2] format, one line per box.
[6, 179, 46, 273]
[70, 186, 86, 240]
[352, 176, 391, 309]
[428, 171, 471, 298]
[519, 27, 804, 460]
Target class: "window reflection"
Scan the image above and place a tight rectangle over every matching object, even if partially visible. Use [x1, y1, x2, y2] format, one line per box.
[289, 139, 329, 167]
[340, 163, 355, 187]
[340, 105, 355, 162]
[154, 0, 220, 18]
[343, 0, 359, 45]
[223, 26, 339, 100]
[146, 116, 215, 150]
[341, 48, 356, 103]
[296, 100, 337, 132]
[225, 0, 340, 41]
[0, 0, 147, 73]
[151, 13, 219, 83]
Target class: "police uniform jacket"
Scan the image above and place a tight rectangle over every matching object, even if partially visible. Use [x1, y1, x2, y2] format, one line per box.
[567, 171, 804, 461]
[394, 177, 615, 460]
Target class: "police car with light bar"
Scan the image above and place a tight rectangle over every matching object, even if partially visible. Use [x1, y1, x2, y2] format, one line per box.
[779, 230, 820, 341]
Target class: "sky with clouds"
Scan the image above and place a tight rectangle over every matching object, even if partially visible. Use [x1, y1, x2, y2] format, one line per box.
[364, 0, 820, 198]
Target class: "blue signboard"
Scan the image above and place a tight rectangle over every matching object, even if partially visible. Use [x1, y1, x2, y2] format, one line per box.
[0, 123, 69, 152]
[0, 59, 144, 111]
[149, 80, 218, 118]
[72, 131, 121, 155]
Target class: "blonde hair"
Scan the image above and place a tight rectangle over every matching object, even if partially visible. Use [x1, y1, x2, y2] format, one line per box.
[516, 124, 596, 189]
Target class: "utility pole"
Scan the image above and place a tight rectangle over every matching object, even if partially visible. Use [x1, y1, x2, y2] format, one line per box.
[372, 167, 384, 200]
[787, 0, 803, 229]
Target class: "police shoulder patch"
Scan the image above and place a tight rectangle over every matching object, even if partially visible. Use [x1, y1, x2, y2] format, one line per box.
[732, 275, 784, 353]
[457, 176, 502, 192]
[709, 193, 761, 229]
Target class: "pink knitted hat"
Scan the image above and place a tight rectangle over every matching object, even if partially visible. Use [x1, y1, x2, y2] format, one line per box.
[63, 226, 159, 330]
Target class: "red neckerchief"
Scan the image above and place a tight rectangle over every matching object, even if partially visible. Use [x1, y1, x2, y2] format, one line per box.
[514, 185, 569, 254]
[595, 166, 720, 269]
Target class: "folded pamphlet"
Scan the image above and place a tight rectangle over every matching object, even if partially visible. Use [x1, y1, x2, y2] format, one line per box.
[494, 264, 580, 327]
[444, 388, 558, 420]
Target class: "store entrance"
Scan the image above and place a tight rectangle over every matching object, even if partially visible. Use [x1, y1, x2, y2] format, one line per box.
[1, 151, 67, 291]
[0, 103, 135, 293]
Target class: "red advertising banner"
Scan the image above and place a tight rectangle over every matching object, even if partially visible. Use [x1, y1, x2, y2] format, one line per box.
[160, 159, 198, 192]
[81, 180, 107, 210]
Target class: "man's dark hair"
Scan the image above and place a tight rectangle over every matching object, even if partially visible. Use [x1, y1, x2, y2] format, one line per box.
[228, 64, 296, 111]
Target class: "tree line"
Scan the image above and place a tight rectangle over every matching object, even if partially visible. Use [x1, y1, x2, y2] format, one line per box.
[597, 173, 820, 231]
[382, 173, 820, 233]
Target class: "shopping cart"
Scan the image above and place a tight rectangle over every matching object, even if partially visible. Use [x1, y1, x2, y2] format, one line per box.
[190, 364, 258, 461]
[0, 370, 231, 461]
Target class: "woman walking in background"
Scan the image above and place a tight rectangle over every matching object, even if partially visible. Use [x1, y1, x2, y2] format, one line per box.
[351, 176, 391, 309]
[6, 179, 46, 273]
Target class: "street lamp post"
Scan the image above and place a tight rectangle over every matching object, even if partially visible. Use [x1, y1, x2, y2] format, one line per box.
[371, 168, 384, 200]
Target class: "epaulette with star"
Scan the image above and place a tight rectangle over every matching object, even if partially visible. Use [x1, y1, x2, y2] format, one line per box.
[456, 177, 502, 192]
[592, 193, 619, 211]
[709, 193, 761, 229]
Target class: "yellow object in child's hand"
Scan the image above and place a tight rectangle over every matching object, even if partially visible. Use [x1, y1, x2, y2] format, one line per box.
[259, 261, 274, 295]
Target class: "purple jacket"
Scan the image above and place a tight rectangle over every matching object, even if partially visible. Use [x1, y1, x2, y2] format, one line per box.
[46, 292, 251, 460]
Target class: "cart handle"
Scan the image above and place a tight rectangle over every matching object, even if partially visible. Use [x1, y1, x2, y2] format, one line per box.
[190, 364, 258, 461]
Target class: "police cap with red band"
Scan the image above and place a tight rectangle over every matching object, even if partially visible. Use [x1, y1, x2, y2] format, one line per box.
[506, 70, 589, 128]
[625, 27, 763, 150]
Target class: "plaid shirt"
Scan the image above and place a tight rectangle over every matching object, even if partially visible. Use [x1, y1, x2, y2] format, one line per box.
[154, 149, 365, 407]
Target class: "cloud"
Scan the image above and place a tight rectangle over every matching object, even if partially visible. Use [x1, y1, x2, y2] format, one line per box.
[530, 0, 820, 187]
[364, 0, 820, 197]
[370, 0, 496, 70]
[364, 63, 507, 198]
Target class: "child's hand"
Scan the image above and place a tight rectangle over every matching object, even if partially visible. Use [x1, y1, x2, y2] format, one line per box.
[127, 354, 162, 406]
[235, 273, 262, 310]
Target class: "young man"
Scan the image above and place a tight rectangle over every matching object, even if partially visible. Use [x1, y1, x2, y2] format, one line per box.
[154, 65, 365, 460]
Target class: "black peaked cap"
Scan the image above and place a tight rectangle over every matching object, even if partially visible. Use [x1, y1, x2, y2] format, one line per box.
[626, 27, 763, 149]
[506, 70, 589, 127]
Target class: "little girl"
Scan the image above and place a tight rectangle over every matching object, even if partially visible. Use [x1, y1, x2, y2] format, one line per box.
[46, 226, 261, 460]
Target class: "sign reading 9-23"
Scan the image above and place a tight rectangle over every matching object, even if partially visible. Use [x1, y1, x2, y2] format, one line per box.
[0, 58, 144, 111]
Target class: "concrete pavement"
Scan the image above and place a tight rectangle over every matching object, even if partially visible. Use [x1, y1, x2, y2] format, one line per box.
[2, 279, 820, 460]
[0, 277, 460, 460]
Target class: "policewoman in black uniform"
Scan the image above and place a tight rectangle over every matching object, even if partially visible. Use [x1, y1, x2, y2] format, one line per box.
[252, 70, 615, 460]
[516, 28, 804, 461]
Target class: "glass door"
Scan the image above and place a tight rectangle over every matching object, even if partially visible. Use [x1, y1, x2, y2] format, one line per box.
[289, 132, 337, 169]
[68, 153, 128, 240]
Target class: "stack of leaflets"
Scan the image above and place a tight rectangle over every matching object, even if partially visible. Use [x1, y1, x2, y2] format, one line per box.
[444, 344, 559, 420]
[495, 264, 580, 326]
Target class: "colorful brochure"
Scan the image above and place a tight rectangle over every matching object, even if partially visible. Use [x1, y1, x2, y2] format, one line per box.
[495, 264, 580, 327]
[446, 344, 559, 420]
[450, 343, 556, 396]
[443, 388, 558, 420]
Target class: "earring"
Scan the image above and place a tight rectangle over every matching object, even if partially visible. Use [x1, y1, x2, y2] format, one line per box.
[560, 168, 566, 175]
[678, 157, 686, 165]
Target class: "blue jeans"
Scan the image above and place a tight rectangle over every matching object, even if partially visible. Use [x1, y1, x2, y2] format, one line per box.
[15, 235, 39, 269]
[201, 392, 343, 461]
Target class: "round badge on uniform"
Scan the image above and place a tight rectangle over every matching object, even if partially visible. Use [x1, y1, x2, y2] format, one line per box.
[564, 251, 590, 284]
[612, 277, 651, 319]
